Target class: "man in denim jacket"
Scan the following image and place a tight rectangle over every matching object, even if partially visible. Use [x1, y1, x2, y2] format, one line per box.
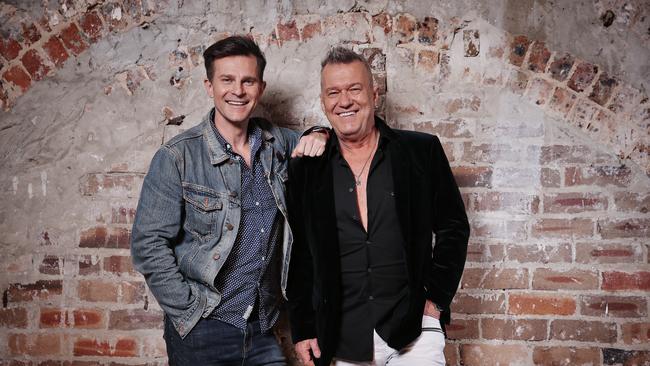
[131, 36, 326, 365]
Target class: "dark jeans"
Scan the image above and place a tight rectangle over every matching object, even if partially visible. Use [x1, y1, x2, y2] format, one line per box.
[164, 316, 286, 366]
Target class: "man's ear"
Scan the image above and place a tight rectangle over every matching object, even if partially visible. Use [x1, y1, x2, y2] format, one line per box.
[204, 79, 213, 98]
[259, 80, 267, 96]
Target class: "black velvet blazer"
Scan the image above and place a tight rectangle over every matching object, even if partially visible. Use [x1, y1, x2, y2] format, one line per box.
[286, 117, 470, 366]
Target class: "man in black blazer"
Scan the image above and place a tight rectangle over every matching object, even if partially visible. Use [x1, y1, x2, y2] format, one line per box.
[286, 47, 470, 366]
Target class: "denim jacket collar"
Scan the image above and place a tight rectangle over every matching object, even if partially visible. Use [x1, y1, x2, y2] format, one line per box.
[201, 108, 275, 166]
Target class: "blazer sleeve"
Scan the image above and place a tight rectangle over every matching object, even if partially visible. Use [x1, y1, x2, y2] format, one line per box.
[286, 157, 318, 343]
[425, 136, 470, 312]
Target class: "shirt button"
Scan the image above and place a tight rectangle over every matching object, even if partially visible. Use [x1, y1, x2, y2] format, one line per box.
[367, 267, 372, 273]
[369, 295, 374, 301]
[262, 256, 266, 261]
[260, 228, 265, 233]
[226, 223, 234, 231]
[365, 240, 372, 245]
[348, 187, 354, 193]
[255, 201, 260, 206]
[213, 252, 221, 260]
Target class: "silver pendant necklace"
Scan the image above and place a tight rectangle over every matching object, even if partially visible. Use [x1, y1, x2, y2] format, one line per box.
[350, 132, 379, 186]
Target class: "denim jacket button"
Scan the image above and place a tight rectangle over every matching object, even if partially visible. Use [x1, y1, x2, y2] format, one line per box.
[213, 252, 221, 260]
[225, 223, 234, 231]
[229, 191, 238, 198]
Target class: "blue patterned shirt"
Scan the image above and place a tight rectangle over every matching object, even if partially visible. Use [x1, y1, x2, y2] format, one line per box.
[208, 120, 282, 332]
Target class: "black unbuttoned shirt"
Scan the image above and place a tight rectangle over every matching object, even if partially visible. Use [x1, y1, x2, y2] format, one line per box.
[330, 133, 409, 361]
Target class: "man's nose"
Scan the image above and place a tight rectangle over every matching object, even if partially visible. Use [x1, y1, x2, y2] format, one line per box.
[339, 91, 352, 107]
[231, 82, 245, 96]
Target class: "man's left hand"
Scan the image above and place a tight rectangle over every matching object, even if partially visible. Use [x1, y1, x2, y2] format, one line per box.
[291, 131, 327, 158]
[424, 299, 441, 319]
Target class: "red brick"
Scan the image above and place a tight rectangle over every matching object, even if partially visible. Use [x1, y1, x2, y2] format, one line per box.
[621, 322, 650, 345]
[460, 344, 529, 366]
[78, 255, 100, 275]
[465, 242, 505, 263]
[42, 36, 70, 67]
[444, 95, 481, 114]
[40, 308, 68, 328]
[39, 255, 62, 275]
[603, 348, 650, 365]
[532, 268, 599, 290]
[101, 3, 129, 32]
[509, 293, 576, 315]
[79, 172, 144, 196]
[526, 78, 554, 105]
[569, 99, 599, 131]
[417, 17, 438, 45]
[541, 168, 561, 187]
[0, 37, 23, 61]
[413, 49, 437, 71]
[444, 344, 459, 366]
[471, 219, 527, 240]
[588, 72, 618, 106]
[568, 61, 598, 93]
[445, 318, 478, 340]
[598, 219, 650, 239]
[509, 35, 531, 66]
[120, 280, 146, 304]
[362, 48, 386, 72]
[540, 145, 614, 165]
[548, 53, 575, 82]
[103, 255, 136, 275]
[531, 218, 594, 238]
[507, 69, 529, 94]
[21, 23, 42, 45]
[111, 206, 137, 224]
[576, 242, 642, 264]
[548, 87, 577, 117]
[461, 268, 528, 290]
[372, 13, 392, 35]
[527, 41, 551, 72]
[0, 308, 28, 328]
[299, 19, 321, 41]
[277, 19, 299, 42]
[3, 65, 32, 92]
[8, 333, 62, 357]
[463, 29, 479, 57]
[602, 271, 650, 291]
[79, 11, 105, 42]
[73, 309, 105, 328]
[395, 13, 416, 44]
[109, 309, 163, 330]
[414, 119, 473, 138]
[543, 192, 608, 213]
[580, 295, 647, 318]
[550, 319, 617, 342]
[77, 280, 119, 302]
[20, 50, 50, 81]
[123, 0, 144, 23]
[321, 13, 370, 43]
[452, 166, 492, 188]
[533, 347, 600, 366]
[73, 337, 137, 357]
[614, 192, 650, 213]
[59, 23, 88, 56]
[565, 165, 632, 187]
[482, 318, 547, 340]
[506, 243, 572, 264]
[7, 280, 63, 302]
[462, 143, 525, 164]
[451, 292, 506, 314]
[79, 226, 130, 249]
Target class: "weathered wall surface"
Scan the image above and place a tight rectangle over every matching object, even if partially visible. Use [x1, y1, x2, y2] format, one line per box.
[0, 0, 648, 365]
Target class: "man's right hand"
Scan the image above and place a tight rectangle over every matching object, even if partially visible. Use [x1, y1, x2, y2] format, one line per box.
[295, 338, 321, 366]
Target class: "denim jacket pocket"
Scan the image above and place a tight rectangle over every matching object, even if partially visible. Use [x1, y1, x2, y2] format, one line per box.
[182, 183, 224, 241]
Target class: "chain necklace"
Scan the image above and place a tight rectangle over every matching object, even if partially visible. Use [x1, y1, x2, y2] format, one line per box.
[342, 131, 379, 186]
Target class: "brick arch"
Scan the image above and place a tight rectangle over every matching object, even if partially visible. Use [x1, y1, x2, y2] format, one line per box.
[1, 5, 649, 366]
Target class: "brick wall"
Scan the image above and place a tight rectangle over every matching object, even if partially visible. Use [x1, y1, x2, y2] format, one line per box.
[0, 1, 648, 365]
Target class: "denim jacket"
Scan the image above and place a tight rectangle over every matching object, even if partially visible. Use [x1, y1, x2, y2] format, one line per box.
[131, 109, 299, 338]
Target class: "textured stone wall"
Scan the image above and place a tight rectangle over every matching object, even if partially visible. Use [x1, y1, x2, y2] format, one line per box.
[0, 1, 648, 365]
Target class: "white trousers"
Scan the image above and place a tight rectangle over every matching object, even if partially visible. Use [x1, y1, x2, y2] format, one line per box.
[333, 316, 446, 366]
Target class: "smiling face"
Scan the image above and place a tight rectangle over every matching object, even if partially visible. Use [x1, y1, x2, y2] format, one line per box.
[204, 55, 266, 128]
[320, 60, 378, 142]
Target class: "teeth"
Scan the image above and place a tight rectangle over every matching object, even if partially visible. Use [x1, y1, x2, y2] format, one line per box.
[227, 101, 246, 105]
[339, 111, 356, 117]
